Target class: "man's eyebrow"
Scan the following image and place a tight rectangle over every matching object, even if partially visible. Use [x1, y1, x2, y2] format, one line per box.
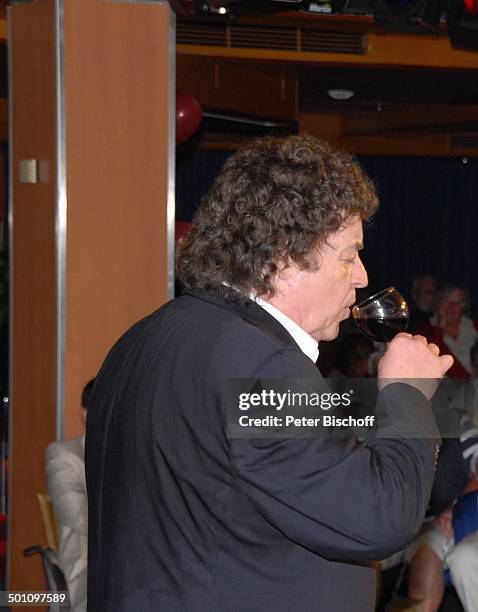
[342, 241, 364, 252]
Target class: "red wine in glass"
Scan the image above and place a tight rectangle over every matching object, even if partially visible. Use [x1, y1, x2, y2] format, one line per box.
[352, 287, 409, 343]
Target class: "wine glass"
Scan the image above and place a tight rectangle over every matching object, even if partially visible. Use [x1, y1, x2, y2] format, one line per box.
[352, 287, 409, 342]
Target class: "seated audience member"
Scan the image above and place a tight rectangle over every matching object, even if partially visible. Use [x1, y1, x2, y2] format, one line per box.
[407, 455, 478, 611]
[382, 407, 478, 612]
[447, 489, 478, 612]
[469, 341, 478, 425]
[332, 333, 374, 379]
[471, 341, 478, 378]
[418, 285, 478, 380]
[46, 379, 94, 612]
[409, 275, 439, 333]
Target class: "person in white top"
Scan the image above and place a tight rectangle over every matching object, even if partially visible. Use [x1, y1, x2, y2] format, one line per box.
[420, 286, 478, 380]
[46, 379, 95, 612]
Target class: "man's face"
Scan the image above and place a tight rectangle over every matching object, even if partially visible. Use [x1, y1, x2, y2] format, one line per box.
[270, 217, 368, 341]
[439, 288, 466, 327]
[415, 279, 437, 313]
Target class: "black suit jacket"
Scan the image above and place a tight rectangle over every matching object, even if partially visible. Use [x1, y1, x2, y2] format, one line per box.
[86, 289, 439, 611]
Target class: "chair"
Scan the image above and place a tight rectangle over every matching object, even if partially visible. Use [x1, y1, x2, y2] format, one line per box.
[37, 492, 59, 551]
[23, 493, 69, 611]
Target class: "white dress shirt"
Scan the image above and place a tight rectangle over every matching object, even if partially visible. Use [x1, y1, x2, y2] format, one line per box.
[253, 295, 319, 364]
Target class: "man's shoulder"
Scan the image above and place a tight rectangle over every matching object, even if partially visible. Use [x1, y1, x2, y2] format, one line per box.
[177, 291, 303, 354]
[100, 290, 316, 379]
[129, 291, 297, 350]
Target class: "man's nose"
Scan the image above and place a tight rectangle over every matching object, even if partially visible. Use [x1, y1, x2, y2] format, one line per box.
[353, 255, 368, 289]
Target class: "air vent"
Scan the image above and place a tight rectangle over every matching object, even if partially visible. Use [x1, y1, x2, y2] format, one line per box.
[177, 21, 367, 55]
[177, 22, 227, 46]
[301, 30, 366, 54]
[230, 25, 296, 50]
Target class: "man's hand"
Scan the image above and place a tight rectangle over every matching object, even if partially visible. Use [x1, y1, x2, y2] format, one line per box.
[378, 333, 454, 399]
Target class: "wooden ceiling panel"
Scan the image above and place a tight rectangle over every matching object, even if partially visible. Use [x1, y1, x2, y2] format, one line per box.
[176, 11, 478, 154]
[177, 54, 298, 120]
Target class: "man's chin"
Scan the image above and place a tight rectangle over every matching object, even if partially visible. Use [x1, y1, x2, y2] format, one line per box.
[319, 323, 341, 343]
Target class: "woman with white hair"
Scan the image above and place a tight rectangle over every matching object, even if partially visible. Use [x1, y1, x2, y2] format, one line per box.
[419, 285, 478, 379]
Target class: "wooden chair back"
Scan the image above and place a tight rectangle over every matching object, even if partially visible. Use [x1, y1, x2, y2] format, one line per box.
[36, 493, 59, 552]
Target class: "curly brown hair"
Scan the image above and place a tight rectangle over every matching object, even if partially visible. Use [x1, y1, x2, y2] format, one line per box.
[176, 135, 378, 300]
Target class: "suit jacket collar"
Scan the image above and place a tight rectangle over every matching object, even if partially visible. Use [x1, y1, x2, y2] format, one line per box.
[181, 288, 301, 351]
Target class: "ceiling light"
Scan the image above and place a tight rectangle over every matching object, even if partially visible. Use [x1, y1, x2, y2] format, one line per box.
[327, 89, 355, 101]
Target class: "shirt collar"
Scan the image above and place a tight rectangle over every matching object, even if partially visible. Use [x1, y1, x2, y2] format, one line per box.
[253, 295, 319, 364]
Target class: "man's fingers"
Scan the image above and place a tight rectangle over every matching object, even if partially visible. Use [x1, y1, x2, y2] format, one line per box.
[428, 343, 440, 356]
[412, 334, 428, 345]
[439, 354, 454, 374]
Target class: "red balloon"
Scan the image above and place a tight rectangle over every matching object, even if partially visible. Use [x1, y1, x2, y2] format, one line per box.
[175, 221, 192, 245]
[176, 92, 202, 145]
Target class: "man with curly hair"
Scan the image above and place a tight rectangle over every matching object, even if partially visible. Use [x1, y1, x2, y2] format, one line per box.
[86, 136, 452, 611]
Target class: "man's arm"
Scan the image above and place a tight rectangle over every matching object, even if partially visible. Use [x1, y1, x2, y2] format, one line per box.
[229, 348, 439, 563]
[45, 442, 88, 535]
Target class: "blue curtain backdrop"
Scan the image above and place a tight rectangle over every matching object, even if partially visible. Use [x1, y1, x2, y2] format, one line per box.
[176, 151, 478, 316]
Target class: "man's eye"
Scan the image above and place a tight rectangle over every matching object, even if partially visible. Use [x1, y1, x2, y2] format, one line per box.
[343, 257, 355, 265]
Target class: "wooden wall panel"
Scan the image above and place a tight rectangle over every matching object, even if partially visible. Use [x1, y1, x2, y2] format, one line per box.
[8, 0, 174, 592]
[63, 1, 173, 438]
[9, 0, 57, 592]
